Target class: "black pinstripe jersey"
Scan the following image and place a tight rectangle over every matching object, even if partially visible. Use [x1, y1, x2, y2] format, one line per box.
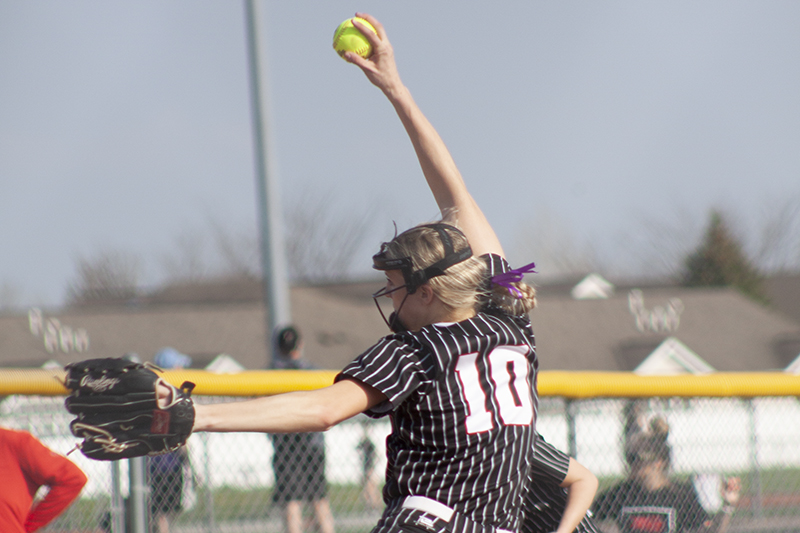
[520, 434, 601, 533]
[339, 254, 538, 532]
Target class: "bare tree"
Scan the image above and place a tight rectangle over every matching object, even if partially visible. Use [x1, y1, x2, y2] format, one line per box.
[62, 192, 379, 307]
[620, 194, 800, 282]
[66, 248, 142, 305]
[614, 205, 704, 282]
[155, 192, 376, 290]
[284, 193, 377, 283]
[510, 208, 603, 281]
[0, 281, 22, 311]
[159, 222, 260, 284]
[754, 193, 800, 274]
[208, 218, 260, 279]
[159, 229, 212, 282]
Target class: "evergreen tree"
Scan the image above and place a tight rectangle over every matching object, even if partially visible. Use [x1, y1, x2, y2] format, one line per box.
[682, 210, 766, 302]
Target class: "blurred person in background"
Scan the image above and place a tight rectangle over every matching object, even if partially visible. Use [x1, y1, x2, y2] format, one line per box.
[593, 417, 740, 533]
[356, 423, 381, 510]
[271, 326, 335, 533]
[148, 348, 193, 533]
[0, 426, 88, 533]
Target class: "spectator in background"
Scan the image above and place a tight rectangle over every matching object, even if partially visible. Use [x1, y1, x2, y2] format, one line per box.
[148, 348, 193, 533]
[356, 423, 381, 510]
[593, 416, 740, 533]
[153, 347, 191, 372]
[271, 326, 335, 533]
[0, 426, 88, 533]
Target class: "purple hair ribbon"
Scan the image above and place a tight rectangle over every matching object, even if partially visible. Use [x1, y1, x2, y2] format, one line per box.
[491, 261, 537, 298]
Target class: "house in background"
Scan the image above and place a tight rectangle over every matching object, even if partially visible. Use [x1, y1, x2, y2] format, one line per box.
[531, 274, 800, 373]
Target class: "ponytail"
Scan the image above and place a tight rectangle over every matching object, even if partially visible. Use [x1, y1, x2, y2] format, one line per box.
[490, 262, 537, 315]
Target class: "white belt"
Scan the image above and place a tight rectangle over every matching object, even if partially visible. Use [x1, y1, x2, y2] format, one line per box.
[402, 495, 455, 521]
[401, 495, 512, 533]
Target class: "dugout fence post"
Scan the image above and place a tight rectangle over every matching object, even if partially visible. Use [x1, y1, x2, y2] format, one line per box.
[565, 399, 577, 458]
[128, 456, 148, 533]
[200, 432, 217, 532]
[109, 460, 125, 533]
[747, 398, 764, 518]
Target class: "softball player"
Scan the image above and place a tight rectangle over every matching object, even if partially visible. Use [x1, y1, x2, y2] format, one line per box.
[189, 12, 539, 533]
[592, 417, 740, 533]
[521, 433, 601, 533]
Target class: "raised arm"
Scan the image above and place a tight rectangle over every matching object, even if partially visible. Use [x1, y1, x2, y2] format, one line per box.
[344, 13, 504, 258]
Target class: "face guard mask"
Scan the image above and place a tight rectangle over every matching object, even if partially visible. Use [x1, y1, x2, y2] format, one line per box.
[371, 223, 473, 332]
[371, 285, 412, 333]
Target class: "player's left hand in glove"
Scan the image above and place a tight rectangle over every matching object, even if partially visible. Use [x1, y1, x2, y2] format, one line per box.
[64, 357, 196, 460]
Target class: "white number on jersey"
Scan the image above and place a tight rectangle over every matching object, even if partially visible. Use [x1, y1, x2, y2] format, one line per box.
[455, 345, 534, 434]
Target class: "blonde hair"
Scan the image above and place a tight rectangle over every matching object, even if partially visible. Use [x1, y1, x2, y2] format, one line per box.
[381, 221, 537, 315]
[490, 281, 537, 315]
[382, 223, 487, 313]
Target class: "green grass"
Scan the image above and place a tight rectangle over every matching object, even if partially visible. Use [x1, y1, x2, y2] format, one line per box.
[52, 471, 800, 531]
[177, 483, 378, 522]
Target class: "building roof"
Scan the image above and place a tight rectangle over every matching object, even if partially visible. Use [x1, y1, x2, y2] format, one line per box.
[0, 281, 385, 371]
[2, 276, 799, 373]
[763, 273, 800, 324]
[530, 285, 800, 372]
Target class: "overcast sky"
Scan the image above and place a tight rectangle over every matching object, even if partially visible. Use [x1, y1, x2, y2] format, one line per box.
[1, 1, 799, 308]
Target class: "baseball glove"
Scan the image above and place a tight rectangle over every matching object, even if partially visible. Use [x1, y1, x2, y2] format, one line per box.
[64, 357, 196, 460]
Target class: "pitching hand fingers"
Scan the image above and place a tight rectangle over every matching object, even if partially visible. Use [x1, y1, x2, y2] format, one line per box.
[353, 13, 386, 45]
[341, 13, 403, 94]
[351, 15, 391, 63]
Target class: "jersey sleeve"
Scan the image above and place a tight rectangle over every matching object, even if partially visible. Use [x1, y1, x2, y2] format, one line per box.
[529, 433, 571, 485]
[337, 335, 433, 416]
[483, 253, 511, 277]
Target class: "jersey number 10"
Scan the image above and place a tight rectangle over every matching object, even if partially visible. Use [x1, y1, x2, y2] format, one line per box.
[455, 345, 534, 434]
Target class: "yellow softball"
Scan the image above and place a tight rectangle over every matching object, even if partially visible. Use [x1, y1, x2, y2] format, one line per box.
[332, 17, 378, 59]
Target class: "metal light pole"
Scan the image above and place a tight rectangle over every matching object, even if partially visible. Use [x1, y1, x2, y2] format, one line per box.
[243, 0, 291, 367]
[128, 457, 148, 533]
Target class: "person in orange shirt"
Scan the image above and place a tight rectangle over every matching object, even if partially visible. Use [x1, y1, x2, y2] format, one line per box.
[0, 426, 88, 533]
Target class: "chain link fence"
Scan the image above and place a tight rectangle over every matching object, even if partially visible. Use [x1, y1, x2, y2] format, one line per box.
[3, 375, 800, 533]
